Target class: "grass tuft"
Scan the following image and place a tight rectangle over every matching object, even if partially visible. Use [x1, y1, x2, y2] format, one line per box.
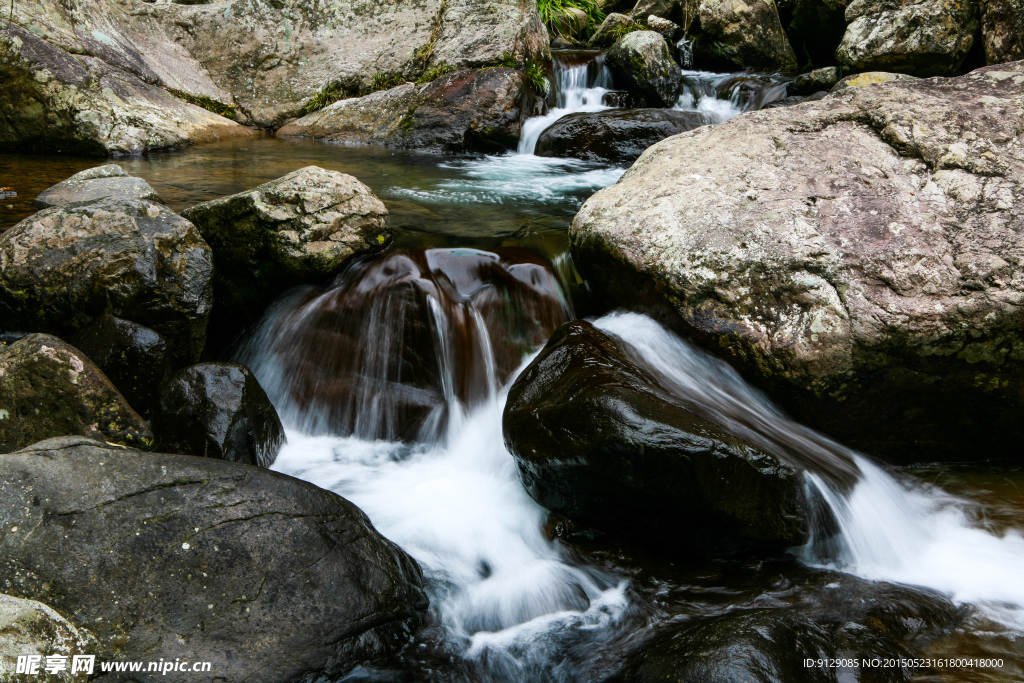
[300, 86, 346, 115]
[167, 89, 237, 119]
[538, 0, 605, 38]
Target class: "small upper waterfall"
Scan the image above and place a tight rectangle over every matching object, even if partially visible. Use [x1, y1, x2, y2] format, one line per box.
[518, 52, 614, 155]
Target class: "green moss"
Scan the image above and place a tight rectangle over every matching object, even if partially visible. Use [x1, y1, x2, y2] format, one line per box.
[605, 20, 645, 42]
[166, 89, 237, 120]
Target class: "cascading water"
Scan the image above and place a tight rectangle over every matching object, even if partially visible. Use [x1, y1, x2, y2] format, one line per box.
[673, 70, 790, 122]
[246, 271, 1024, 680]
[518, 53, 615, 155]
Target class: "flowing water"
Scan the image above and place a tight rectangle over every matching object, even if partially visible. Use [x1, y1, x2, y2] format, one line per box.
[4, 50, 1023, 681]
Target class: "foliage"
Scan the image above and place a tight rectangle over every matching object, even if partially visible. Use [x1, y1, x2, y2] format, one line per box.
[416, 62, 455, 84]
[299, 86, 346, 115]
[537, 0, 605, 38]
[482, 52, 547, 94]
[605, 20, 645, 43]
[370, 72, 405, 93]
[167, 89, 237, 119]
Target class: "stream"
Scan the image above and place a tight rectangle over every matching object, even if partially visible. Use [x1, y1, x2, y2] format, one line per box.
[2, 52, 1022, 682]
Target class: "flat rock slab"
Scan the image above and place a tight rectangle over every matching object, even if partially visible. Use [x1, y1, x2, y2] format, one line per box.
[0, 437, 428, 683]
[34, 165, 161, 209]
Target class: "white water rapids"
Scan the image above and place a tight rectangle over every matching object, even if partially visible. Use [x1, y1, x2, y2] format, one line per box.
[251, 306, 1024, 678]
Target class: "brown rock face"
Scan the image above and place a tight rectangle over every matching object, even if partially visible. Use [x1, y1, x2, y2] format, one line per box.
[0, 334, 152, 452]
[277, 69, 536, 154]
[243, 247, 571, 442]
[570, 62, 1024, 462]
[981, 0, 1024, 65]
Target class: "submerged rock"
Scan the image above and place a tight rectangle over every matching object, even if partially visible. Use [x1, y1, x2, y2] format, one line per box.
[181, 166, 389, 348]
[836, 0, 979, 76]
[570, 62, 1024, 462]
[0, 334, 152, 453]
[277, 69, 536, 154]
[0, 594, 88, 683]
[33, 165, 161, 209]
[245, 247, 571, 442]
[0, 436, 428, 683]
[536, 109, 711, 163]
[694, 0, 798, 71]
[0, 197, 213, 365]
[503, 320, 810, 553]
[70, 315, 169, 415]
[153, 362, 285, 468]
[606, 31, 683, 107]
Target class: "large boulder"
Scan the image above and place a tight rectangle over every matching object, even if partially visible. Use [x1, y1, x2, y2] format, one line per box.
[0, 197, 213, 365]
[277, 68, 536, 154]
[503, 320, 812, 554]
[70, 315, 169, 415]
[155, 0, 549, 127]
[0, 334, 152, 453]
[694, 0, 798, 71]
[606, 31, 683, 107]
[153, 363, 285, 468]
[836, 0, 979, 76]
[33, 165, 161, 209]
[0, 436, 428, 683]
[181, 167, 389, 346]
[587, 13, 637, 49]
[0, 594, 88, 683]
[0, 26, 251, 156]
[981, 0, 1024, 65]
[536, 109, 711, 163]
[569, 62, 1024, 463]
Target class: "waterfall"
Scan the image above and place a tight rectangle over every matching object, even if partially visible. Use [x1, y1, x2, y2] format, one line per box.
[518, 53, 614, 155]
[596, 311, 1024, 630]
[674, 71, 790, 122]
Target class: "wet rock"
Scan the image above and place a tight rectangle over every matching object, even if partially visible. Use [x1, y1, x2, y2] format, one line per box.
[0, 436, 428, 683]
[0, 26, 250, 156]
[601, 90, 644, 107]
[153, 362, 285, 468]
[0, 334, 152, 453]
[694, 0, 798, 71]
[536, 108, 711, 163]
[831, 70, 917, 90]
[791, 66, 842, 96]
[569, 62, 1024, 463]
[587, 13, 637, 49]
[609, 610, 835, 683]
[606, 31, 683, 107]
[836, 0, 979, 76]
[278, 69, 535, 154]
[70, 315, 169, 415]
[0, 594, 88, 683]
[981, 0, 1024, 65]
[181, 166, 389, 348]
[33, 165, 161, 209]
[0, 197, 213, 365]
[245, 248, 571, 442]
[645, 15, 683, 41]
[503, 320, 810, 553]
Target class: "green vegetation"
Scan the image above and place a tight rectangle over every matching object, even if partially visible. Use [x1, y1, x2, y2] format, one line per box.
[483, 52, 548, 94]
[370, 72, 405, 93]
[416, 63, 455, 84]
[167, 89, 237, 119]
[538, 0, 605, 38]
[605, 20, 645, 43]
[299, 86, 346, 115]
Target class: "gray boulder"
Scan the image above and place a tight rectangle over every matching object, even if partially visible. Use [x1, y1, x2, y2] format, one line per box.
[606, 31, 683, 107]
[694, 0, 798, 71]
[0, 197, 213, 365]
[0, 594, 88, 683]
[181, 166, 389, 342]
[587, 13, 637, 49]
[33, 165, 161, 209]
[836, 0, 980, 76]
[277, 68, 536, 154]
[0, 334, 152, 453]
[981, 0, 1024, 65]
[0, 436, 428, 683]
[570, 62, 1024, 462]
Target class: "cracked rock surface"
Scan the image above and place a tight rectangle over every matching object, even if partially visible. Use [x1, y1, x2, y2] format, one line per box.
[570, 61, 1024, 462]
[0, 436, 428, 683]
